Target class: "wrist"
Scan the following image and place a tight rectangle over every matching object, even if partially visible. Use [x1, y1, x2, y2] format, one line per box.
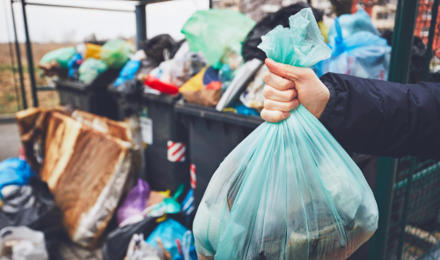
[316, 85, 330, 118]
[318, 80, 334, 123]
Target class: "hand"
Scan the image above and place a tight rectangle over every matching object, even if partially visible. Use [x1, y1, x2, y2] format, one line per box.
[261, 58, 330, 122]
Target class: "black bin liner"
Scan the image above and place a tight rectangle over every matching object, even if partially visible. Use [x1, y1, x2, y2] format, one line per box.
[242, 3, 323, 62]
[0, 178, 64, 260]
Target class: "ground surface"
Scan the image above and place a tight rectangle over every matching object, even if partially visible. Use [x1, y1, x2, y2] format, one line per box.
[0, 121, 20, 161]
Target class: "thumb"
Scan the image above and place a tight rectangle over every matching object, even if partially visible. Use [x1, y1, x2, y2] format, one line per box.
[265, 58, 306, 81]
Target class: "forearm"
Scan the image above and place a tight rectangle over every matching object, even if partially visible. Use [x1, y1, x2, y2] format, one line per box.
[319, 73, 440, 159]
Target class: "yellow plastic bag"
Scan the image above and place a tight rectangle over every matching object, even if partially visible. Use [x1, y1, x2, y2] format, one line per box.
[179, 67, 207, 92]
[84, 43, 102, 60]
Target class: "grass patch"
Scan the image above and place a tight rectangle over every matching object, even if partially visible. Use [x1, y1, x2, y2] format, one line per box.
[0, 65, 14, 72]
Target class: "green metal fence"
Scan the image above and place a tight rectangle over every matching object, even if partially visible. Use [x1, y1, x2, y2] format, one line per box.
[367, 0, 440, 259]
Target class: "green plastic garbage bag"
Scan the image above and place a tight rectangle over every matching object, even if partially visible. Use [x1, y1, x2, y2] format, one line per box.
[181, 9, 255, 69]
[101, 39, 134, 69]
[78, 58, 108, 84]
[193, 8, 378, 260]
[39, 47, 76, 69]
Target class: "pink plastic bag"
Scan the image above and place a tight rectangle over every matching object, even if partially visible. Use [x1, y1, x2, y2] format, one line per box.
[117, 179, 150, 226]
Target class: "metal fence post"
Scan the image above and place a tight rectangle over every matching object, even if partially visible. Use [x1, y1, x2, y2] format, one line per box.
[388, 0, 419, 84]
[10, 0, 27, 109]
[20, 0, 38, 107]
[367, 157, 398, 260]
[367, 0, 419, 259]
[135, 4, 147, 51]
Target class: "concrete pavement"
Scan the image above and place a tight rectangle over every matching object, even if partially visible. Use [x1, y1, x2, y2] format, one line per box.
[0, 122, 20, 161]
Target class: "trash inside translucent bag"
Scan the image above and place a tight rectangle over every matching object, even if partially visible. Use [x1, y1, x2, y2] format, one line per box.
[193, 8, 378, 259]
[319, 10, 391, 80]
[39, 47, 76, 69]
[146, 219, 191, 259]
[125, 233, 165, 260]
[78, 58, 108, 84]
[117, 178, 150, 227]
[181, 9, 255, 69]
[0, 226, 48, 260]
[149, 43, 206, 87]
[240, 65, 267, 110]
[101, 39, 134, 69]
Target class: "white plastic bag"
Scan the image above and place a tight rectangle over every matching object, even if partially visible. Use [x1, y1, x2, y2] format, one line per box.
[0, 226, 48, 260]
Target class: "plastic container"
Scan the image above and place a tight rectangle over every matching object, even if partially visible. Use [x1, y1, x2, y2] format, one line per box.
[175, 103, 263, 207]
[140, 93, 189, 191]
[55, 69, 119, 119]
[108, 80, 142, 121]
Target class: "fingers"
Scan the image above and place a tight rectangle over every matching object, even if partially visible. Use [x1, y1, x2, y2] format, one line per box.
[263, 84, 297, 102]
[263, 70, 294, 91]
[265, 58, 313, 81]
[261, 98, 299, 123]
[264, 99, 299, 112]
[260, 109, 290, 123]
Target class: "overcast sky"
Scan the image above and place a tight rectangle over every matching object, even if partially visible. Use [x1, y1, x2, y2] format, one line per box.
[1, 0, 209, 43]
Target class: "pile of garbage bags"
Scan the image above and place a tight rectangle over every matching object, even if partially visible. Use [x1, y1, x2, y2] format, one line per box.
[0, 158, 63, 259]
[317, 9, 391, 80]
[103, 179, 197, 260]
[39, 39, 134, 84]
[39, 3, 391, 118]
[0, 108, 199, 259]
[133, 3, 389, 116]
[137, 4, 321, 115]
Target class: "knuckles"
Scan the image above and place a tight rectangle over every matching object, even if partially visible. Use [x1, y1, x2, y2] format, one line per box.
[261, 109, 283, 123]
[263, 72, 271, 84]
[286, 89, 296, 100]
[263, 85, 296, 101]
[287, 101, 297, 111]
[261, 108, 289, 123]
[263, 72, 295, 90]
[263, 85, 273, 98]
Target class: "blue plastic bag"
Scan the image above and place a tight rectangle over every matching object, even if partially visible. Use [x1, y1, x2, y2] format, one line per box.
[146, 219, 196, 260]
[0, 158, 36, 198]
[68, 53, 83, 79]
[113, 60, 141, 87]
[181, 189, 195, 216]
[319, 9, 391, 80]
[193, 8, 378, 259]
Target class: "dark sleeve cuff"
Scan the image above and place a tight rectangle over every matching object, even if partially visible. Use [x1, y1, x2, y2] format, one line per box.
[318, 73, 338, 126]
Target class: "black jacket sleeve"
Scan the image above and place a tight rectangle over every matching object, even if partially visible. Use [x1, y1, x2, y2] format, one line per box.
[319, 72, 440, 160]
